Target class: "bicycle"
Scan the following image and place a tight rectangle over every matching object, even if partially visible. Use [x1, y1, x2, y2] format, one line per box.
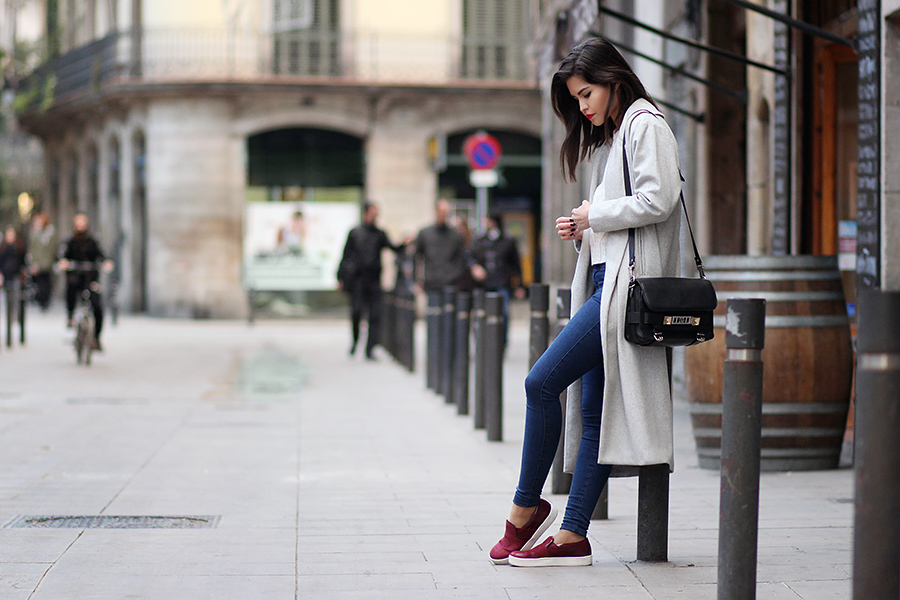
[63, 261, 105, 366]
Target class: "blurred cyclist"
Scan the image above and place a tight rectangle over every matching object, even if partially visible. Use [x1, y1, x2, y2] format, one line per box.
[57, 213, 113, 351]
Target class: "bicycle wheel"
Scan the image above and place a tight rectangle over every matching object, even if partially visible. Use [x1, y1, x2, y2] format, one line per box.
[75, 319, 86, 364]
[83, 315, 95, 366]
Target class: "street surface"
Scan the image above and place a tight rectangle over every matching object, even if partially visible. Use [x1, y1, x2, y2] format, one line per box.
[0, 307, 852, 599]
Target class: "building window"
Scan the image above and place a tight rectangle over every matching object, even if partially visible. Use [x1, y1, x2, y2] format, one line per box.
[461, 0, 528, 80]
[273, 0, 314, 32]
[272, 0, 340, 76]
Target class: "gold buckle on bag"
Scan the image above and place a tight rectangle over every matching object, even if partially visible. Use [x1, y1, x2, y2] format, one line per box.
[664, 316, 700, 326]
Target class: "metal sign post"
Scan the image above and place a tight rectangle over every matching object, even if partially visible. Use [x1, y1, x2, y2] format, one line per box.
[463, 132, 502, 233]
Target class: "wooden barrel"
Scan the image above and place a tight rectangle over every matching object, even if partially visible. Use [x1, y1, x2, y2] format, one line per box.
[685, 255, 853, 471]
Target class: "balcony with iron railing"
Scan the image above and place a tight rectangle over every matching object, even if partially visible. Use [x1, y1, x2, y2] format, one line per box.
[16, 28, 536, 113]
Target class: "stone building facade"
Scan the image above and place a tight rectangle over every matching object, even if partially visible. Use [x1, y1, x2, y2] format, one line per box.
[16, 0, 542, 317]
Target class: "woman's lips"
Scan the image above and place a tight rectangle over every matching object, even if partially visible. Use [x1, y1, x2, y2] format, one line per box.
[585, 113, 596, 120]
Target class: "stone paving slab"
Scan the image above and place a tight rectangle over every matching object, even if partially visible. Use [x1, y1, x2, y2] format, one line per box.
[0, 308, 854, 599]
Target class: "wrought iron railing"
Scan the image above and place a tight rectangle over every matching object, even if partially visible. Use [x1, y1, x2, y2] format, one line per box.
[17, 28, 534, 111]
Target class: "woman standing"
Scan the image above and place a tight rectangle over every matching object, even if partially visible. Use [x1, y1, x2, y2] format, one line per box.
[490, 37, 683, 568]
[0, 226, 26, 322]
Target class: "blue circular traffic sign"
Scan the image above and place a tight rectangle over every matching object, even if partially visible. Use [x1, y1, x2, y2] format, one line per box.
[463, 133, 502, 170]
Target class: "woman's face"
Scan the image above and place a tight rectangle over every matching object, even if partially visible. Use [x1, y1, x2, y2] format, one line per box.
[566, 75, 613, 127]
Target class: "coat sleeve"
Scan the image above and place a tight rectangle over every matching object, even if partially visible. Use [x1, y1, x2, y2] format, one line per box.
[337, 230, 355, 281]
[587, 114, 681, 233]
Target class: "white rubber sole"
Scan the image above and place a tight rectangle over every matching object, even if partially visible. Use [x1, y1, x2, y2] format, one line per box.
[508, 554, 593, 567]
[489, 503, 558, 565]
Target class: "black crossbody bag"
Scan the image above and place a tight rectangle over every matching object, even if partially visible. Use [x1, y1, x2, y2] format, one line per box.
[622, 140, 717, 347]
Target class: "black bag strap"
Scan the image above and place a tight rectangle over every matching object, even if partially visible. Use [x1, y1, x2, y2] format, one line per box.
[624, 131, 706, 281]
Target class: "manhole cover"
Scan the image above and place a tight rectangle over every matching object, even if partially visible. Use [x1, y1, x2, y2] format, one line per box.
[6, 515, 221, 529]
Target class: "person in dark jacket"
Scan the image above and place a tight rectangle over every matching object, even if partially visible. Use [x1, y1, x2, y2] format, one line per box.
[58, 213, 113, 350]
[337, 201, 404, 360]
[0, 226, 26, 317]
[469, 212, 524, 345]
[413, 199, 466, 294]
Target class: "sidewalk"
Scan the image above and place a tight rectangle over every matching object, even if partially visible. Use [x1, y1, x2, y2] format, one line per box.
[0, 308, 852, 599]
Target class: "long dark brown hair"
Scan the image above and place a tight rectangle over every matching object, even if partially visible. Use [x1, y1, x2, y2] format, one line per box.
[551, 37, 657, 181]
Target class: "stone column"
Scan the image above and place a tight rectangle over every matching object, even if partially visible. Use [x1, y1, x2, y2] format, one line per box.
[745, 5, 775, 256]
[118, 122, 135, 313]
[57, 146, 76, 233]
[144, 98, 246, 317]
[366, 94, 438, 289]
[882, 5, 900, 289]
[97, 129, 113, 249]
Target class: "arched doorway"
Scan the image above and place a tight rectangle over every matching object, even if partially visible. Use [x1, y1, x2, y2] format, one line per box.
[438, 129, 542, 284]
[244, 127, 365, 315]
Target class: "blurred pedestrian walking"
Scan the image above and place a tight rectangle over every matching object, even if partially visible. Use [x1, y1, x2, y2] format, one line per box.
[413, 199, 466, 295]
[469, 212, 524, 344]
[337, 201, 405, 360]
[490, 37, 683, 568]
[26, 213, 58, 311]
[0, 226, 26, 317]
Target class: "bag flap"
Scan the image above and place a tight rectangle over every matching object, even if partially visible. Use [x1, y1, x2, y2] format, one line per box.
[635, 277, 718, 311]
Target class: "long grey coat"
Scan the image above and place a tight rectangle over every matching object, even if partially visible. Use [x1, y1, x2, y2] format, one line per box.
[563, 99, 682, 476]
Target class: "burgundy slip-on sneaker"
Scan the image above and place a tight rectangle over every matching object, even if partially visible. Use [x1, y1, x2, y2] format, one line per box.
[508, 536, 592, 567]
[489, 499, 557, 565]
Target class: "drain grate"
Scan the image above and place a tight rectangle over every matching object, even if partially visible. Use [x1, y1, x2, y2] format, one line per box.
[6, 515, 221, 529]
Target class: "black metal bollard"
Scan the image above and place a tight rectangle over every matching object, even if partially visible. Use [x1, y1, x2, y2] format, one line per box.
[382, 291, 396, 362]
[591, 482, 609, 521]
[441, 286, 456, 403]
[637, 464, 669, 561]
[853, 290, 900, 600]
[472, 289, 486, 430]
[484, 293, 504, 441]
[454, 292, 471, 415]
[551, 288, 573, 494]
[18, 280, 26, 346]
[4, 285, 13, 349]
[528, 283, 549, 369]
[425, 291, 441, 391]
[402, 291, 416, 373]
[717, 298, 766, 597]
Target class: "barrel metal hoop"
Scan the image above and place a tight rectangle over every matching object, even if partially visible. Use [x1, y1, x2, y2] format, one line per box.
[690, 402, 849, 415]
[693, 427, 845, 438]
[726, 348, 762, 362]
[696, 447, 841, 459]
[706, 270, 842, 281]
[715, 291, 845, 302]
[859, 352, 900, 372]
[713, 315, 849, 328]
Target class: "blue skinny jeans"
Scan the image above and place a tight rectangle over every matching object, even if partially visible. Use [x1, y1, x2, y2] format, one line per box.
[513, 263, 612, 537]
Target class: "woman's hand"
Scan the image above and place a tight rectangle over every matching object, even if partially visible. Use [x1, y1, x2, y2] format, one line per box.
[571, 200, 590, 232]
[555, 199, 590, 241]
[555, 216, 582, 241]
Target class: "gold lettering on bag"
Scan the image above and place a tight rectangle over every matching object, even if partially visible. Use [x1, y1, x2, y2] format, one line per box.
[664, 316, 701, 326]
